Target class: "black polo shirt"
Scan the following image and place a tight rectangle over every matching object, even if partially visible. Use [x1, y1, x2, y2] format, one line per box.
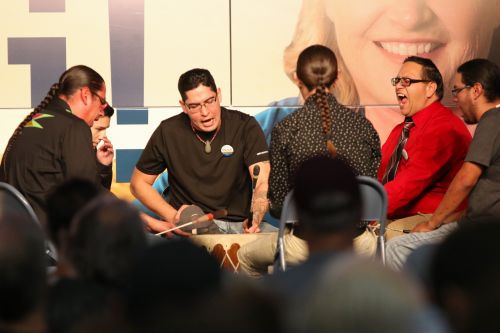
[136, 107, 269, 221]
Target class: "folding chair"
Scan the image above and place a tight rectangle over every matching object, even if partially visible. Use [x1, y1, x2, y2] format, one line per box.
[273, 176, 388, 272]
[357, 176, 388, 264]
[0, 182, 57, 262]
[273, 190, 299, 272]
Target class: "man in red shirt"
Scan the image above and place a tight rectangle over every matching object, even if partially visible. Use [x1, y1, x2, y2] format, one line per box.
[378, 56, 471, 233]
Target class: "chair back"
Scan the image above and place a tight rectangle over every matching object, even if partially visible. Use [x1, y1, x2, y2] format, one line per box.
[273, 176, 388, 272]
[0, 182, 57, 263]
[0, 182, 39, 223]
[274, 190, 298, 272]
[357, 176, 388, 263]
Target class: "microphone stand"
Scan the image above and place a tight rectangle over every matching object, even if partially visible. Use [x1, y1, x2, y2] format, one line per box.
[247, 165, 260, 229]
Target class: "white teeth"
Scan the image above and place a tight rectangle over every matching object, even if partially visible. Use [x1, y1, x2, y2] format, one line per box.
[380, 42, 436, 56]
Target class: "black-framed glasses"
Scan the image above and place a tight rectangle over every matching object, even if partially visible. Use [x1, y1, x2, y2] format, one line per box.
[451, 85, 471, 97]
[91, 91, 107, 106]
[185, 95, 217, 112]
[391, 77, 431, 87]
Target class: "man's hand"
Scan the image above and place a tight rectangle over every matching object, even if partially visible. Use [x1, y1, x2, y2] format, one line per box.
[173, 204, 190, 224]
[243, 218, 261, 233]
[244, 198, 269, 233]
[166, 204, 192, 237]
[140, 212, 191, 238]
[411, 220, 440, 233]
[96, 136, 114, 166]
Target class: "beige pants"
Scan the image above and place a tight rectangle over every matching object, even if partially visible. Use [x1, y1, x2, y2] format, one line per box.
[385, 213, 433, 241]
[237, 228, 377, 278]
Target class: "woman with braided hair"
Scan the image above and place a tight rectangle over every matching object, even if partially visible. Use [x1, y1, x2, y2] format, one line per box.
[0, 65, 108, 227]
[238, 45, 381, 277]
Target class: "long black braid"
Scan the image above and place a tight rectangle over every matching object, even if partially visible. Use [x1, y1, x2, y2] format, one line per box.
[296, 45, 339, 157]
[2, 83, 59, 161]
[315, 83, 336, 157]
[1, 65, 104, 171]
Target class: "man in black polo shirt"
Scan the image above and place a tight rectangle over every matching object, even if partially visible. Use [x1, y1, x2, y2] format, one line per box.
[131, 68, 270, 236]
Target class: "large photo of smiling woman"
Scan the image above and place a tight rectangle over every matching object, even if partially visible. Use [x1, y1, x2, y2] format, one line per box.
[256, 0, 500, 143]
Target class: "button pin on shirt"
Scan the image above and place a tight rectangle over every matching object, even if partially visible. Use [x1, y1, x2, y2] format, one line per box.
[221, 144, 234, 157]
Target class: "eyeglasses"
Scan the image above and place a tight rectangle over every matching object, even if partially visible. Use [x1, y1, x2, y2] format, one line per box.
[451, 85, 471, 97]
[185, 96, 217, 112]
[391, 77, 431, 87]
[91, 91, 107, 106]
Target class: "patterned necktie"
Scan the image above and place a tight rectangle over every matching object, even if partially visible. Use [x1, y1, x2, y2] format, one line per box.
[382, 117, 414, 184]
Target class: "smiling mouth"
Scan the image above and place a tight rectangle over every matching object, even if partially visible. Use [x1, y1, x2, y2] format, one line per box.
[376, 42, 442, 56]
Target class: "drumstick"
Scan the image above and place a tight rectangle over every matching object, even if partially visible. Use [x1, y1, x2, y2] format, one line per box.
[155, 209, 228, 236]
[155, 221, 195, 236]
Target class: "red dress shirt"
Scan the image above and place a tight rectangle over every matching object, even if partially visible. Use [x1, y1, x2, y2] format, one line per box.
[378, 101, 471, 219]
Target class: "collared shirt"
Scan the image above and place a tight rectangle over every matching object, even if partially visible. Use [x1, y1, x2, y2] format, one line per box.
[378, 101, 471, 219]
[0, 97, 98, 226]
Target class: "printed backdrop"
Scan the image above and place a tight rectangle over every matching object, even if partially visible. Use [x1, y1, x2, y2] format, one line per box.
[1, 0, 499, 182]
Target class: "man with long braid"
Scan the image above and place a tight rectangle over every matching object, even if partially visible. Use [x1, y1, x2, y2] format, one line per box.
[238, 45, 381, 277]
[0, 65, 109, 227]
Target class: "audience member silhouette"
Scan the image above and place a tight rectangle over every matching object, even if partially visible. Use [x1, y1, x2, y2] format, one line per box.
[46, 178, 102, 253]
[66, 195, 147, 289]
[430, 218, 500, 333]
[266, 155, 362, 299]
[125, 240, 222, 333]
[292, 256, 445, 333]
[0, 212, 47, 333]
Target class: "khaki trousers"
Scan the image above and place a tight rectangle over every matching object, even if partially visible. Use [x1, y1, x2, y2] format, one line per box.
[237, 228, 377, 278]
[385, 213, 433, 241]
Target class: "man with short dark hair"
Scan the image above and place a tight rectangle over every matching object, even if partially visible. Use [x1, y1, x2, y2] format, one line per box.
[379, 56, 471, 235]
[386, 59, 500, 270]
[92, 105, 115, 189]
[131, 68, 271, 235]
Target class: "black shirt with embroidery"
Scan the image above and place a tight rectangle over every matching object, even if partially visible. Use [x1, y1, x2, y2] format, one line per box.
[269, 93, 381, 217]
[0, 98, 99, 226]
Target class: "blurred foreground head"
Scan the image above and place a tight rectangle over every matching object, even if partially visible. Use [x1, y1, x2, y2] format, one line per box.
[67, 195, 147, 289]
[0, 212, 46, 325]
[293, 256, 430, 333]
[431, 218, 500, 333]
[294, 155, 361, 233]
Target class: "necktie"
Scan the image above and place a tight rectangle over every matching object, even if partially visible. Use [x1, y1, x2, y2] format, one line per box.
[382, 117, 414, 184]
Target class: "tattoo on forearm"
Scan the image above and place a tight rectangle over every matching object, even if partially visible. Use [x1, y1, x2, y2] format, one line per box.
[251, 191, 269, 225]
[253, 190, 268, 201]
